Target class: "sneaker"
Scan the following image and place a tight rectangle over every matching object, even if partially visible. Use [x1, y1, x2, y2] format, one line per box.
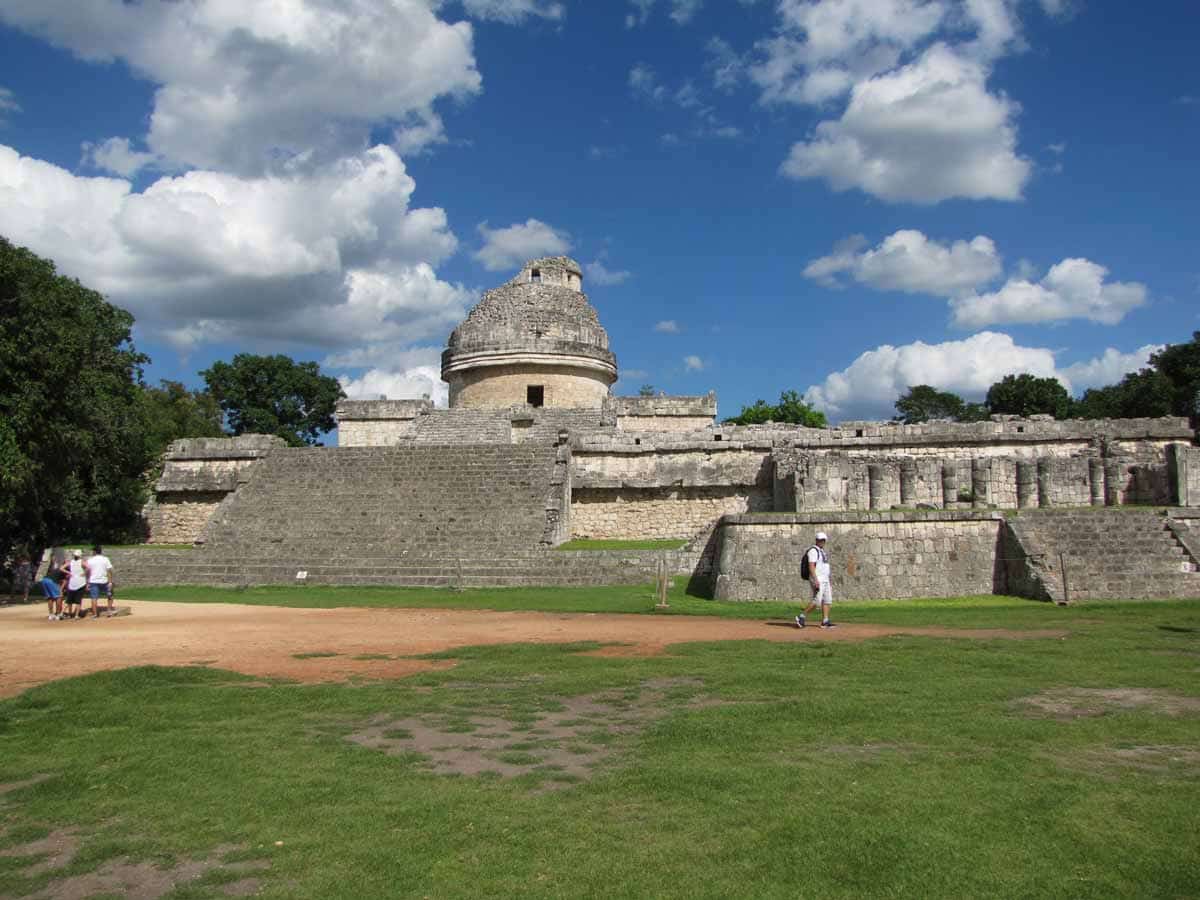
[795, 614, 806, 629]
[48, 614, 55, 621]
[820, 620, 837, 629]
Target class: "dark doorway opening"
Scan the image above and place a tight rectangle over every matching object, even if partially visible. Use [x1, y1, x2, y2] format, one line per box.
[527, 385, 545, 407]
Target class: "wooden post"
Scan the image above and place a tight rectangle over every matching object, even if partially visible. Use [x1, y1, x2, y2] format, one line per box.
[1058, 552, 1070, 606]
[655, 555, 670, 609]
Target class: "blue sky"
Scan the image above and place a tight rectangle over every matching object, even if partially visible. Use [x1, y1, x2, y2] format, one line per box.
[1, 0, 1196, 422]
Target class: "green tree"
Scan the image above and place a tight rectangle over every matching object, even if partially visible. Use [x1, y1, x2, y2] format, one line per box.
[200, 353, 344, 446]
[136, 380, 225, 471]
[1149, 331, 1200, 420]
[1072, 368, 1175, 419]
[893, 385, 966, 424]
[726, 390, 827, 427]
[638, 384, 656, 397]
[0, 236, 154, 561]
[985, 374, 1072, 419]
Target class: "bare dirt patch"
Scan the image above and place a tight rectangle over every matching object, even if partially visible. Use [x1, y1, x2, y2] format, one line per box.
[347, 677, 716, 790]
[1017, 687, 1200, 720]
[0, 775, 52, 798]
[0, 600, 1066, 698]
[0, 830, 269, 900]
[1053, 745, 1200, 781]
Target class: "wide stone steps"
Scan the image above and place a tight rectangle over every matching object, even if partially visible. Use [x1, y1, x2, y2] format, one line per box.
[1006, 508, 1200, 601]
[202, 444, 556, 547]
[109, 549, 679, 588]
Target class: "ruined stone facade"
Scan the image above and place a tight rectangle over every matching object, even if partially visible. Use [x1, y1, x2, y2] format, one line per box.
[132, 258, 1200, 602]
[441, 257, 617, 409]
[143, 435, 286, 544]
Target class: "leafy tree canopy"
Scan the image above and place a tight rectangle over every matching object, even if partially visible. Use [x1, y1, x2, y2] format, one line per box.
[0, 236, 153, 561]
[893, 385, 966, 424]
[985, 374, 1072, 419]
[200, 353, 344, 446]
[136, 380, 225, 474]
[638, 384, 656, 397]
[726, 390, 827, 427]
[1149, 331, 1200, 419]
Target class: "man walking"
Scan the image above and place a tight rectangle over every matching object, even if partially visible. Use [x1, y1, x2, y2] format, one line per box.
[796, 531, 836, 629]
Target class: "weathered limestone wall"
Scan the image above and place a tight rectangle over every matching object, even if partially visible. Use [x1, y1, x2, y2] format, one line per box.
[713, 511, 1004, 601]
[571, 486, 773, 540]
[449, 364, 611, 409]
[335, 399, 432, 446]
[143, 493, 227, 545]
[607, 393, 718, 432]
[1190, 451, 1200, 508]
[145, 434, 285, 544]
[1166, 444, 1200, 506]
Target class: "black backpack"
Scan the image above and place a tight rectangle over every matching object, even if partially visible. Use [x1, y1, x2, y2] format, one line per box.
[800, 546, 817, 580]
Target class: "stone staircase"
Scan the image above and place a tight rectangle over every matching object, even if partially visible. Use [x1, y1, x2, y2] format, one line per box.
[1005, 508, 1200, 602]
[409, 409, 514, 444]
[199, 445, 557, 559]
[107, 442, 705, 589]
[106, 546, 684, 589]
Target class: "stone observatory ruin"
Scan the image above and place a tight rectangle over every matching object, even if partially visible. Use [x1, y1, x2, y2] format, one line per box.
[442, 256, 617, 410]
[126, 257, 1200, 604]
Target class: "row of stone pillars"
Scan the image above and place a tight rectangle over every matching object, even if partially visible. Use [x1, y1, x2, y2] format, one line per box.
[866, 456, 1123, 510]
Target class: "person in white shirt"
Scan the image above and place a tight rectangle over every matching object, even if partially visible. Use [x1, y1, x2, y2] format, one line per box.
[85, 545, 114, 618]
[795, 531, 836, 629]
[64, 550, 87, 619]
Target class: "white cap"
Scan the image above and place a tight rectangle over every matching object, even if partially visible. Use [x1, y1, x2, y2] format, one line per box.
[815, 532, 828, 541]
[72, 549, 82, 558]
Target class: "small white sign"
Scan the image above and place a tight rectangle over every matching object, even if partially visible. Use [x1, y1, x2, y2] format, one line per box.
[296, 570, 308, 581]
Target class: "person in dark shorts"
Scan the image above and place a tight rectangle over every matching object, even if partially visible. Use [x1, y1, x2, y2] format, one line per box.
[64, 550, 87, 618]
[14, 554, 33, 604]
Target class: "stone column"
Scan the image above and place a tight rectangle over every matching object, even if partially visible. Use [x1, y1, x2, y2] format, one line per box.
[1104, 459, 1123, 507]
[1088, 457, 1106, 507]
[941, 462, 958, 509]
[1016, 461, 1036, 509]
[971, 458, 991, 508]
[1037, 458, 1054, 508]
[899, 460, 918, 507]
[868, 464, 885, 510]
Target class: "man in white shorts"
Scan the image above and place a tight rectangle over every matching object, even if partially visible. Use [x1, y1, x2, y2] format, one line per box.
[796, 532, 835, 629]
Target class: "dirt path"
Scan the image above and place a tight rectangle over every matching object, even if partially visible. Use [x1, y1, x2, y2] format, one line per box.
[0, 601, 1066, 698]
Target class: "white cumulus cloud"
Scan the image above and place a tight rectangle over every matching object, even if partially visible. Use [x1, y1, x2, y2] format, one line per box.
[781, 43, 1031, 203]
[804, 229, 1002, 296]
[0, 0, 481, 174]
[804, 331, 1163, 421]
[338, 365, 449, 407]
[0, 142, 470, 351]
[586, 260, 632, 286]
[684, 354, 705, 371]
[474, 219, 571, 271]
[950, 258, 1148, 327]
[654, 320, 680, 333]
[81, 137, 157, 177]
[1061, 345, 1162, 390]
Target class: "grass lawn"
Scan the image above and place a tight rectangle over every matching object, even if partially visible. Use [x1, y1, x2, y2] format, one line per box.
[2, 597, 1199, 898]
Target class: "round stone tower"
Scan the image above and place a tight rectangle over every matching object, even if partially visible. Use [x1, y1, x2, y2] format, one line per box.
[442, 256, 618, 409]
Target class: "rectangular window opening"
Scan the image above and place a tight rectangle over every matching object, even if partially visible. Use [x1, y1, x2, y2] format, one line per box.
[531, 268, 541, 283]
[855, 429, 864, 438]
[527, 385, 545, 407]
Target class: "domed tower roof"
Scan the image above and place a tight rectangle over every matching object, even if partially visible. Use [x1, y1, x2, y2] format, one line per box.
[441, 258, 618, 409]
